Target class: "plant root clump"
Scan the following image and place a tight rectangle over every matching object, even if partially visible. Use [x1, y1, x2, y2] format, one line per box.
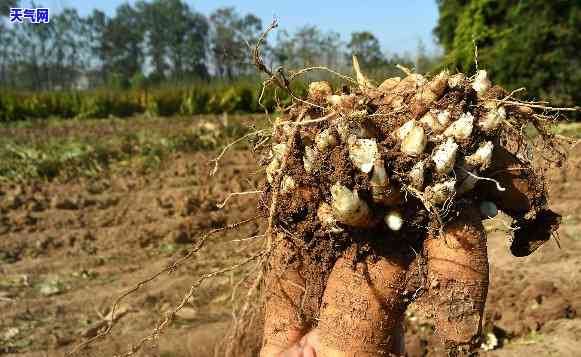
[261, 60, 562, 254]
[258, 53, 567, 351]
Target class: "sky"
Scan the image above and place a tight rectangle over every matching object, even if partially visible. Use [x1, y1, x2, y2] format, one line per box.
[18, 0, 441, 55]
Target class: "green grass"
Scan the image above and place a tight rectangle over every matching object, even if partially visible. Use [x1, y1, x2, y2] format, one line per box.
[0, 115, 267, 182]
[0, 80, 306, 122]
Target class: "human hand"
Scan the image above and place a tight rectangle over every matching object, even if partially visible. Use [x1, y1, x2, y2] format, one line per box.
[260, 146, 562, 356]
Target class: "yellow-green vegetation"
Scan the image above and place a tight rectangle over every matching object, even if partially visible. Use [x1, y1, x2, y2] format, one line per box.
[0, 81, 304, 122]
[0, 115, 260, 182]
[554, 122, 581, 138]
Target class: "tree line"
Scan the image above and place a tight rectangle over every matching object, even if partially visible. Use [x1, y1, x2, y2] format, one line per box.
[434, 0, 580, 110]
[0, 0, 578, 112]
[0, 0, 438, 91]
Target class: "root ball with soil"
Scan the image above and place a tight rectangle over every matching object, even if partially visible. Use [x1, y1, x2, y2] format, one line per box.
[255, 22, 569, 353]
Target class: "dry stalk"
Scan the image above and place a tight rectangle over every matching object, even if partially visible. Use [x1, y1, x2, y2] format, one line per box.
[396, 64, 413, 76]
[66, 216, 260, 356]
[289, 66, 357, 84]
[115, 252, 265, 357]
[274, 110, 337, 127]
[210, 129, 270, 176]
[492, 99, 580, 112]
[253, 19, 326, 112]
[217, 190, 263, 209]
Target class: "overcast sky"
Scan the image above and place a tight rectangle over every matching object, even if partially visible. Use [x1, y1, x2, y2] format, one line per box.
[16, 0, 440, 55]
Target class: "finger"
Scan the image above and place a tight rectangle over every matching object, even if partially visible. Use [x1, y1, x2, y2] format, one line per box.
[275, 329, 321, 357]
[316, 246, 410, 356]
[276, 344, 303, 357]
[302, 345, 316, 357]
[424, 203, 489, 349]
[261, 234, 309, 357]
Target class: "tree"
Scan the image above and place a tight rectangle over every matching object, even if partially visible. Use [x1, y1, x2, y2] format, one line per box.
[293, 25, 324, 68]
[103, 4, 145, 87]
[433, 0, 469, 52]
[10, 7, 55, 89]
[0, 0, 18, 15]
[270, 29, 295, 68]
[137, 0, 208, 82]
[434, 0, 581, 110]
[320, 30, 343, 69]
[0, 22, 15, 84]
[50, 8, 90, 88]
[85, 9, 108, 85]
[414, 38, 441, 74]
[209, 7, 262, 79]
[347, 31, 385, 69]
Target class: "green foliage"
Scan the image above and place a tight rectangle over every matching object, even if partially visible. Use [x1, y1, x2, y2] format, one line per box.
[0, 81, 295, 122]
[0, 115, 254, 181]
[435, 0, 581, 114]
[347, 32, 385, 69]
[433, 0, 469, 52]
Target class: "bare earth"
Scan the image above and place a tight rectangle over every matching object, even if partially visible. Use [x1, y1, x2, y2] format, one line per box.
[1, 145, 580, 356]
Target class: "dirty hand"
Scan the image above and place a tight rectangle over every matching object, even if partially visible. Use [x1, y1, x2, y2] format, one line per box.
[260, 201, 490, 357]
[260, 149, 562, 356]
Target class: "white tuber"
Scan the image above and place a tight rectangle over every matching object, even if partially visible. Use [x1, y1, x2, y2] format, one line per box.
[444, 112, 474, 141]
[465, 141, 494, 170]
[420, 110, 451, 135]
[409, 161, 425, 190]
[349, 138, 378, 173]
[315, 128, 338, 152]
[420, 112, 438, 132]
[272, 143, 288, 161]
[379, 77, 401, 92]
[370, 159, 391, 203]
[396, 120, 416, 140]
[401, 125, 427, 156]
[266, 157, 280, 184]
[326, 95, 342, 107]
[433, 138, 458, 175]
[308, 81, 333, 100]
[303, 146, 318, 173]
[327, 94, 356, 110]
[331, 183, 373, 227]
[472, 70, 491, 98]
[429, 70, 450, 96]
[384, 210, 403, 231]
[426, 180, 456, 205]
[437, 110, 451, 128]
[479, 105, 506, 132]
[448, 73, 466, 89]
[281, 175, 296, 194]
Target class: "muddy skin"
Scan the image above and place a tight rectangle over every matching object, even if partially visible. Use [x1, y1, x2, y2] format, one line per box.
[424, 203, 489, 353]
[258, 66, 564, 356]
